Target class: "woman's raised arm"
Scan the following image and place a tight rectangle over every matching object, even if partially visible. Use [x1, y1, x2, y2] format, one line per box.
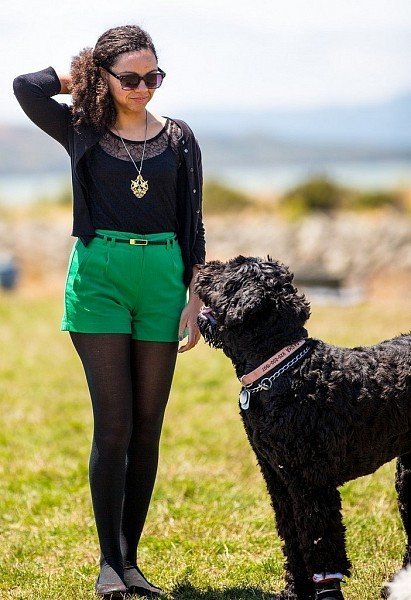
[13, 66, 72, 150]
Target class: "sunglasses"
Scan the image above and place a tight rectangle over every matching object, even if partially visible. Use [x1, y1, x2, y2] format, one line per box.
[103, 66, 166, 90]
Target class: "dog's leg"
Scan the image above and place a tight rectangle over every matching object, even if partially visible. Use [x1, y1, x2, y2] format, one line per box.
[289, 483, 351, 581]
[255, 454, 315, 600]
[396, 452, 411, 567]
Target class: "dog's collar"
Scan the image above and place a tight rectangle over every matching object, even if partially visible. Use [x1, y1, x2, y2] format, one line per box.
[239, 339, 306, 386]
[239, 341, 313, 411]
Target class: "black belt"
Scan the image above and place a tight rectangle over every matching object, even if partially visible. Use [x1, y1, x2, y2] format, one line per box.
[95, 233, 176, 246]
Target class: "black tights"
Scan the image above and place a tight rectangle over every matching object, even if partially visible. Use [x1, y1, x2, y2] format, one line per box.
[70, 333, 178, 573]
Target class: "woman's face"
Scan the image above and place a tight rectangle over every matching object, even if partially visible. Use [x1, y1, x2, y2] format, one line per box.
[104, 49, 159, 114]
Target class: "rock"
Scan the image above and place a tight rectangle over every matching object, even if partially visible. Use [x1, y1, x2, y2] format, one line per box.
[0, 208, 410, 300]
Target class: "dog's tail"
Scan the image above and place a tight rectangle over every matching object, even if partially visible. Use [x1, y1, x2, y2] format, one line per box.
[387, 566, 411, 600]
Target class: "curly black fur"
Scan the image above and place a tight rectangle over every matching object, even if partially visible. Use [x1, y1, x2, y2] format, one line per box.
[196, 256, 411, 600]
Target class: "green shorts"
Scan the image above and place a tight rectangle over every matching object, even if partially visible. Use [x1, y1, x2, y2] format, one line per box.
[61, 229, 187, 342]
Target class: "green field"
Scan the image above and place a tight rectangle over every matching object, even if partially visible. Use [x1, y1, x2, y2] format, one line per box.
[0, 293, 410, 599]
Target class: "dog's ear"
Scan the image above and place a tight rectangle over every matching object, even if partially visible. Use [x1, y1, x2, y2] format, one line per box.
[224, 258, 268, 326]
[260, 260, 311, 323]
[194, 260, 226, 305]
[225, 287, 265, 326]
[225, 258, 310, 327]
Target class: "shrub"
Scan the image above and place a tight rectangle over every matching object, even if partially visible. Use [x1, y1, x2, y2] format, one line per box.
[55, 183, 73, 206]
[203, 179, 252, 214]
[279, 175, 344, 216]
[351, 190, 401, 210]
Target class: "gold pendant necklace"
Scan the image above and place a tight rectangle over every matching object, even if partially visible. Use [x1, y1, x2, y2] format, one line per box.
[115, 111, 149, 199]
[131, 174, 149, 199]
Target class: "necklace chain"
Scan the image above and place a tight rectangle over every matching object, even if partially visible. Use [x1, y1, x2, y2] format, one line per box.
[114, 110, 149, 199]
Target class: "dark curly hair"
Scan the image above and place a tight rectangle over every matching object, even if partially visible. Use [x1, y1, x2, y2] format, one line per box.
[70, 25, 158, 130]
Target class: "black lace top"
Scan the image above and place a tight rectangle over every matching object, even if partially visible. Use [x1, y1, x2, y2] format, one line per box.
[84, 118, 182, 234]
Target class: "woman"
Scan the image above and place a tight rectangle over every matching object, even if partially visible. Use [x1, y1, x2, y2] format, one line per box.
[14, 25, 205, 598]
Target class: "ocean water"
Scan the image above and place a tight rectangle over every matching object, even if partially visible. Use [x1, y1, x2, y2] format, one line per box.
[0, 158, 410, 205]
[0, 173, 70, 205]
[209, 158, 411, 195]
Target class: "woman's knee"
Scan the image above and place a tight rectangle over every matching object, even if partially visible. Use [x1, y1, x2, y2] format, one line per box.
[93, 422, 132, 457]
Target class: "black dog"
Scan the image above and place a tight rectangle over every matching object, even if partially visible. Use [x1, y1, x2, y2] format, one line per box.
[196, 256, 411, 600]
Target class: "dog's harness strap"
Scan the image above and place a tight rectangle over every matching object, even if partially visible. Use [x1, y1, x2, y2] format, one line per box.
[240, 339, 306, 386]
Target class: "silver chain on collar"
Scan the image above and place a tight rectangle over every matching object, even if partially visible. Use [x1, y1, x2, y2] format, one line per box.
[239, 345, 312, 410]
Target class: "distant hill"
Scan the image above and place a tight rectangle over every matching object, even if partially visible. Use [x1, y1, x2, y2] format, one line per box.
[185, 92, 411, 149]
[0, 124, 69, 175]
[1, 92, 410, 176]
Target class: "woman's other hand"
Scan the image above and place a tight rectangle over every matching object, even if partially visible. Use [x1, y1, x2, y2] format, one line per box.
[178, 266, 203, 353]
[177, 295, 203, 353]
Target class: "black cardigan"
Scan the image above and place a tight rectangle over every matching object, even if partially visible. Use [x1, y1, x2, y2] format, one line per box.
[13, 66, 205, 286]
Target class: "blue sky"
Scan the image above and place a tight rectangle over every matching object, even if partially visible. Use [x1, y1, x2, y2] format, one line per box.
[2, 0, 411, 123]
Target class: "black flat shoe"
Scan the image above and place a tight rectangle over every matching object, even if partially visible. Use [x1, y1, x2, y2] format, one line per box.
[95, 579, 128, 598]
[95, 564, 127, 598]
[123, 562, 162, 597]
[95, 579, 127, 598]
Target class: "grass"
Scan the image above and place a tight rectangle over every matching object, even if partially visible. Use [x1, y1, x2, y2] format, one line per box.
[0, 291, 410, 599]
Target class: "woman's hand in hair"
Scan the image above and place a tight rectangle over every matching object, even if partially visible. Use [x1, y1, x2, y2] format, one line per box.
[58, 74, 73, 94]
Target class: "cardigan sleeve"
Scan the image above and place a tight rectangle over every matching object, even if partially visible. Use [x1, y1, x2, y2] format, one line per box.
[13, 66, 71, 152]
[191, 138, 206, 265]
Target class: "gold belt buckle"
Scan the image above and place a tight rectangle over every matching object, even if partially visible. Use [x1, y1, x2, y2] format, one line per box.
[129, 239, 148, 245]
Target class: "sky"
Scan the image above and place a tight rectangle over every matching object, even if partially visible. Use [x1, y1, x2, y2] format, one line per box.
[2, 0, 411, 124]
